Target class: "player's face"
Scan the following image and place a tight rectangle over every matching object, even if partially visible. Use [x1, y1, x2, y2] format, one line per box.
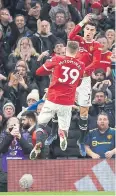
[54, 44, 64, 54]
[97, 115, 109, 130]
[84, 24, 96, 41]
[94, 92, 105, 105]
[97, 37, 108, 52]
[21, 116, 31, 129]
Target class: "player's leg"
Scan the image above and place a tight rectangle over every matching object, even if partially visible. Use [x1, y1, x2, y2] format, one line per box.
[45, 113, 58, 145]
[77, 106, 89, 156]
[30, 100, 56, 160]
[76, 76, 91, 156]
[57, 105, 72, 151]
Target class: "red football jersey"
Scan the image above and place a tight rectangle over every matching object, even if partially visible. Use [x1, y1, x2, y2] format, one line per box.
[95, 51, 112, 72]
[36, 56, 85, 105]
[68, 24, 102, 75]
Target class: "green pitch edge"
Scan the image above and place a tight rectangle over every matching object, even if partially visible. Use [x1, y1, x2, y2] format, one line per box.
[0, 191, 115, 195]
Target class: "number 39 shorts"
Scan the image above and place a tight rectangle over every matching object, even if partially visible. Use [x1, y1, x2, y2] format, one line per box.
[38, 100, 72, 130]
[76, 76, 92, 107]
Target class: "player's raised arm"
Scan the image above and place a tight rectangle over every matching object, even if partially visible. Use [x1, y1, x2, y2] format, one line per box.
[36, 57, 56, 76]
[68, 14, 92, 41]
[85, 42, 102, 75]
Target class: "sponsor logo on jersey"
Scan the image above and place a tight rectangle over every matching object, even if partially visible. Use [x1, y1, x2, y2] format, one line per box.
[90, 46, 93, 51]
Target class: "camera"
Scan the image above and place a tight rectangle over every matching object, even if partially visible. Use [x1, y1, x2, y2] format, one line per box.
[30, 2, 36, 9]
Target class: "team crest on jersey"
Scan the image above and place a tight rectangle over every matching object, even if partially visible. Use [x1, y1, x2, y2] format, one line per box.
[107, 56, 111, 59]
[107, 135, 112, 140]
[90, 46, 93, 51]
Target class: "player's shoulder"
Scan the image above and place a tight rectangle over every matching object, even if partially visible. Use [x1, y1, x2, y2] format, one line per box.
[93, 40, 102, 50]
[107, 51, 112, 56]
[51, 55, 63, 61]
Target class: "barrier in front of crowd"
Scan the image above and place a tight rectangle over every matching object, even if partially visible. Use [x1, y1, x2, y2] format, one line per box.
[8, 159, 115, 192]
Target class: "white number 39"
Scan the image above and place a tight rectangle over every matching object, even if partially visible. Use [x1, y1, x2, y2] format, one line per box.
[58, 66, 79, 84]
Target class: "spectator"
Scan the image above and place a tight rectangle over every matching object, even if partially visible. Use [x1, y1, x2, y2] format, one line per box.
[26, 89, 40, 107]
[36, 101, 44, 115]
[65, 21, 75, 40]
[26, 0, 52, 33]
[0, 24, 10, 76]
[49, 0, 82, 23]
[1, 102, 16, 132]
[0, 82, 9, 114]
[2, 102, 15, 120]
[105, 29, 115, 51]
[14, 14, 33, 41]
[52, 39, 66, 57]
[95, 35, 112, 77]
[0, 8, 19, 49]
[31, 19, 57, 54]
[85, 112, 115, 159]
[110, 47, 116, 80]
[51, 4, 81, 40]
[103, 0, 115, 30]
[17, 89, 40, 119]
[14, 60, 38, 90]
[0, 116, 33, 191]
[6, 37, 40, 76]
[88, 90, 115, 129]
[21, 111, 49, 159]
[92, 69, 113, 99]
[4, 71, 30, 114]
[89, 2, 109, 32]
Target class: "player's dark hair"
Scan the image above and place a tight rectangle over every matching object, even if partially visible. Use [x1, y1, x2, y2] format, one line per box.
[85, 22, 97, 29]
[21, 111, 37, 122]
[67, 41, 79, 53]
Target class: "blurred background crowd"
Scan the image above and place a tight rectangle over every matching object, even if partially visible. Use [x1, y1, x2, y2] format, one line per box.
[0, 0, 115, 191]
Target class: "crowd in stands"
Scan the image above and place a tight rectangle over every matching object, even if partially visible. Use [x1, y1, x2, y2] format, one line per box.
[0, 0, 115, 192]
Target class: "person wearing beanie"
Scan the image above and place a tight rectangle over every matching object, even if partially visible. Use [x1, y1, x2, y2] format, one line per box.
[91, 2, 103, 15]
[3, 102, 15, 119]
[27, 89, 40, 107]
[17, 89, 40, 119]
[90, 1, 111, 32]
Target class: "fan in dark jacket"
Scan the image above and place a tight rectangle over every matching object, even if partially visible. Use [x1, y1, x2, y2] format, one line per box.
[31, 20, 58, 55]
[0, 117, 33, 192]
[4, 71, 31, 115]
[88, 90, 115, 130]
